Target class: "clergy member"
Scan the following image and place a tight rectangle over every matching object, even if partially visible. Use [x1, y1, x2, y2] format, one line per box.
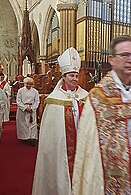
[32, 47, 88, 195]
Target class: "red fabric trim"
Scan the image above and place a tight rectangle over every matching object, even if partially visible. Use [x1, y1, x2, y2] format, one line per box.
[78, 102, 84, 119]
[0, 81, 6, 89]
[61, 84, 78, 91]
[61, 84, 67, 91]
[65, 106, 76, 186]
[29, 114, 33, 123]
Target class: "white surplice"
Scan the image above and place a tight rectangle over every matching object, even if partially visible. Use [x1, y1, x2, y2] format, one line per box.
[0, 88, 7, 137]
[1, 82, 11, 121]
[16, 86, 40, 140]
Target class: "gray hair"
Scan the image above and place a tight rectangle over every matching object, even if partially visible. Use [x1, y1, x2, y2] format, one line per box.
[24, 77, 34, 84]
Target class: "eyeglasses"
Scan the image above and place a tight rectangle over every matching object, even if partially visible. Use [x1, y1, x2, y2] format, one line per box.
[114, 52, 131, 60]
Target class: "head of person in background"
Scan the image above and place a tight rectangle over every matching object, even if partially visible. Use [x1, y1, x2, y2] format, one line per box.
[0, 73, 5, 83]
[108, 35, 131, 86]
[23, 77, 34, 90]
[58, 47, 81, 91]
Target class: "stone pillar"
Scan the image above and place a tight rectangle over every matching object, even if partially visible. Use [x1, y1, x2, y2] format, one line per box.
[39, 55, 46, 74]
[18, 41, 22, 75]
[57, 3, 78, 53]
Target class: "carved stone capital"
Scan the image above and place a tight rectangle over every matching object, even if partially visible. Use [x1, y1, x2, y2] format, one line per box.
[39, 55, 46, 61]
[57, 3, 78, 11]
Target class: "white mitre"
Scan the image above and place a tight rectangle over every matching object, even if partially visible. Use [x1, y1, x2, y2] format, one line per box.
[57, 47, 81, 75]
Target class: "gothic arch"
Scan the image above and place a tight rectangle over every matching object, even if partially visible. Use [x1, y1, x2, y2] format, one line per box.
[0, 0, 21, 79]
[8, 0, 23, 37]
[32, 20, 40, 63]
[41, 6, 60, 57]
[41, 6, 60, 65]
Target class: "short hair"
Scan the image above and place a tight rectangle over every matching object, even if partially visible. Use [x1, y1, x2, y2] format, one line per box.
[0, 72, 5, 77]
[24, 77, 34, 84]
[109, 35, 131, 55]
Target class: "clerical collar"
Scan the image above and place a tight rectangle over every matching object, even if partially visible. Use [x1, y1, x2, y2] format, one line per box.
[111, 70, 131, 91]
[61, 84, 78, 91]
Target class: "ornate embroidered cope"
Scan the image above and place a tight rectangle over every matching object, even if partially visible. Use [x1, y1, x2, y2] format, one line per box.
[90, 72, 131, 194]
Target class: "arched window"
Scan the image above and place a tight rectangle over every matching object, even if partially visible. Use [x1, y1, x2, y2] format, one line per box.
[46, 11, 60, 65]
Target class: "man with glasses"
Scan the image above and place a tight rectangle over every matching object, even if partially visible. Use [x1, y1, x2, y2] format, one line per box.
[72, 35, 131, 195]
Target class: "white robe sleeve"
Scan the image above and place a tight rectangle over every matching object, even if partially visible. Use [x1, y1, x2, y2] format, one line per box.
[31, 90, 40, 111]
[16, 89, 27, 111]
[0, 89, 7, 108]
[3, 83, 11, 97]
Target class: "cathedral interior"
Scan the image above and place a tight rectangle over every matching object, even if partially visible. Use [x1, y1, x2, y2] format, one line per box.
[0, 0, 131, 99]
[0, 1, 131, 193]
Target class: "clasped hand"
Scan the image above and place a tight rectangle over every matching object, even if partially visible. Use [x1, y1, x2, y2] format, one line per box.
[25, 107, 32, 113]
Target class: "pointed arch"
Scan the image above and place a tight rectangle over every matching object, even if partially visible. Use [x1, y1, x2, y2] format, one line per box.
[8, 0, 23, 37]
[41, 6, 60, 64]
[0, 0, 23, 80]
[32, 20, 40, 63]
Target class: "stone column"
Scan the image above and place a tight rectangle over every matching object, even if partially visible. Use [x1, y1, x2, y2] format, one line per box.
[39, 55, 46, 74]
[57, 3, 78, 53]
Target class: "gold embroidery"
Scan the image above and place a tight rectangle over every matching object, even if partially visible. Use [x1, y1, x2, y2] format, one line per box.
[90, 72, 131, 194]
[44, 97, 87, 107]
[44, 98, 72, 106]
[90, 87, 121, 104]
[65, 106, 76, 185]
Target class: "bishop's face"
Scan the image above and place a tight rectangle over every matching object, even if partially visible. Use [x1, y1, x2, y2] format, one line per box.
[63, 72, 79, 91]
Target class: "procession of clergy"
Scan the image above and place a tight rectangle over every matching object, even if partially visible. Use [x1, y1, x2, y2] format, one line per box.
[0, 35, 131, 195]
[0, 65, 11, 142]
